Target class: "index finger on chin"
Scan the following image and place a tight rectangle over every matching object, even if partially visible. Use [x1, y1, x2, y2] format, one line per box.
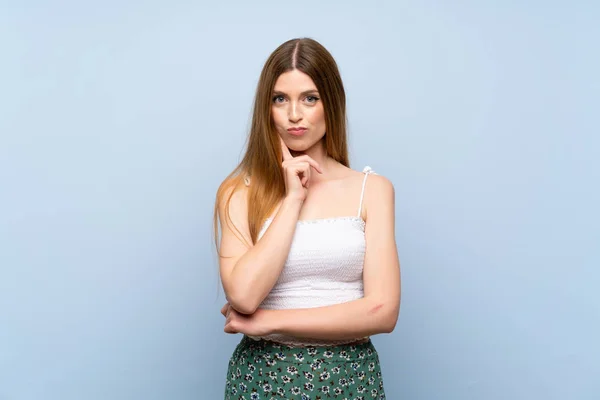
[280, 136, 293, 161]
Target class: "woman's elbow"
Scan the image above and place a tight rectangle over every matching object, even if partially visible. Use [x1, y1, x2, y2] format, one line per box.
[382, 312, 398, 333]
[372, 298, 400, 334]
[226, 290, 261, 315]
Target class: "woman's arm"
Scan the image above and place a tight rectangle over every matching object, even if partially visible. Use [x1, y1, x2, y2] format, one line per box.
[224, 175, 401, 339]
[218, 187, 302, 315]
[268, 175, 400, 339]
[220, 141, 323, 315]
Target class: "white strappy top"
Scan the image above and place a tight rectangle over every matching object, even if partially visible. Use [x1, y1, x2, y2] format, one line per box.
[252, 166, 376, 346]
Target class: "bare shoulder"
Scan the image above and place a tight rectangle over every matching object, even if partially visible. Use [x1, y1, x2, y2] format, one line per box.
[217, 178, 250, 230]
[334, 164, 371, 184]
[340, 164, 394, 197]
[339, 165, 392, 187]
[366, 173, 394, 196]
[363, 172, 395, 220]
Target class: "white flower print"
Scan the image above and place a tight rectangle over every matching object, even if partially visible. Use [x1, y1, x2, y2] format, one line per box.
[224, 338, 386, 400]
[265, 359, 276, 367]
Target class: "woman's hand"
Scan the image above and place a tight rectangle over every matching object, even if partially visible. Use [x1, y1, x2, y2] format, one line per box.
[221, 302, 273, 337]
[280, 137, 323, 202]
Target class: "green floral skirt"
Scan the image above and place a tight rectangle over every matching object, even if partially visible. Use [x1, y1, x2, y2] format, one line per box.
[224, 335, 386, 399]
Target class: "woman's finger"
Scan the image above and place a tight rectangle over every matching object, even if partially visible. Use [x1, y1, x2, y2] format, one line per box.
[302, 165, 311, 187]
[224, 322, 236, 334]
[220, 303, 229, 316]
[281, 153, 322, 175]
[293, 155, 323, 174]
[224, 314, 239, 333]
[280, 137, 293, 162]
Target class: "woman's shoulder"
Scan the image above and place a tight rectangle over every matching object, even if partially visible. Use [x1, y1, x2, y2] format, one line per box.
[329, 164, 391, 195]
[362, 166, 393, 187]
[216, 175, 250, 215]
[357, 166, 395, 206]
[343, 165, 393, 187]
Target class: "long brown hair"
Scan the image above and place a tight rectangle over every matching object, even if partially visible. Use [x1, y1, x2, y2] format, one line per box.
[213, 38, 349, 253]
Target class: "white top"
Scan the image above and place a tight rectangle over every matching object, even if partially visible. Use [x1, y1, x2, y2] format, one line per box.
[251, 166, 376, 346]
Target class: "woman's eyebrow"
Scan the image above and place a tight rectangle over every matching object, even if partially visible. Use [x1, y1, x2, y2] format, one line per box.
[272, 89, 319, 96]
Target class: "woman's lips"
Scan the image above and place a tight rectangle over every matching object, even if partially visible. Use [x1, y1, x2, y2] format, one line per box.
[287, 127, 307, 136]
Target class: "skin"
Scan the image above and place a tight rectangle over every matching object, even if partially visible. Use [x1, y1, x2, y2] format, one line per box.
[218, 69, 401, 341]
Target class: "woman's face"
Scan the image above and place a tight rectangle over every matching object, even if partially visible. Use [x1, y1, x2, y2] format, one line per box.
[271, 69, 326, 152]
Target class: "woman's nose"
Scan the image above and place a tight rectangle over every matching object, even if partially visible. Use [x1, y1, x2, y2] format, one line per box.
[288, 102, 302, 122]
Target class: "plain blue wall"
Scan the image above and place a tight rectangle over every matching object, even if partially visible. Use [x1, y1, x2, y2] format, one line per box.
[1, 1, 598, 399]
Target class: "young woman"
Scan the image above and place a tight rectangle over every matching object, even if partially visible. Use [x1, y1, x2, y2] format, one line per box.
[214, 37, 401, 400]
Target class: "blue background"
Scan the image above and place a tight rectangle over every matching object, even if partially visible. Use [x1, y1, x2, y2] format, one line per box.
[1, 1, 598, 399]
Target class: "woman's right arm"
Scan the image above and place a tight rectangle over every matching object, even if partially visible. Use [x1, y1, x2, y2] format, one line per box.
[218, 190, 303, 315]
[219, 139, 321, 314]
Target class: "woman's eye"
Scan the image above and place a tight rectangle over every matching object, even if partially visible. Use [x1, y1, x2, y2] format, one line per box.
[272, 95, 319, 104]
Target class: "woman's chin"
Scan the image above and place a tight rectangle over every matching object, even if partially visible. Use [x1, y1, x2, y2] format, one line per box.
[286, 138, 323, 153]
[283, 139, 308, 153]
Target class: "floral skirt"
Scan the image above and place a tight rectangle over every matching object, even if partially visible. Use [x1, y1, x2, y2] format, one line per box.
[224, 335, 386, 399]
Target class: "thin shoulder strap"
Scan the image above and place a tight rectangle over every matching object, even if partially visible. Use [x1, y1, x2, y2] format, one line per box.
[357, 166, 375, 217]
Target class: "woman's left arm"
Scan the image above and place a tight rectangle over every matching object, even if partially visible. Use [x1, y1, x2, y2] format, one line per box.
[224, 175, 401, 340]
